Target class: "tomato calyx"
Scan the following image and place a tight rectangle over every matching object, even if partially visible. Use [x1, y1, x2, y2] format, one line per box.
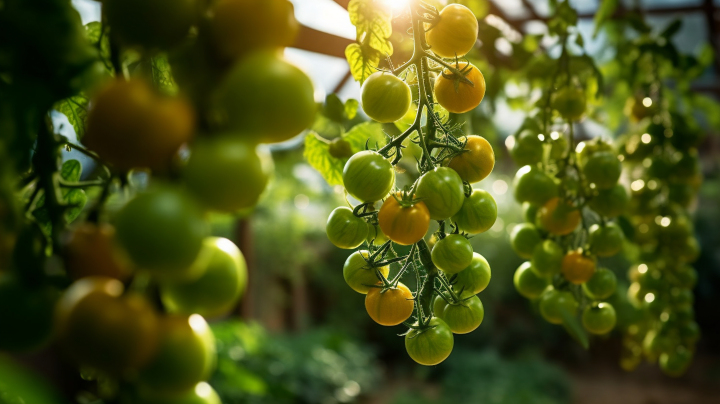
[440, 59, 476, 90]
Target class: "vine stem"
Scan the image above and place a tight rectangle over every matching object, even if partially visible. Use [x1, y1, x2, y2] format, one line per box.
[35, 114, 66, 253]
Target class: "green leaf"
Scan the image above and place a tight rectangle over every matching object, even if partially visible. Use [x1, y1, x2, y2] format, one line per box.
[592, 0, 618, 37]
[660, 19, 682, 40]
[303, 132, 345, 186]
[60, 160, 82, 182]
[348, 0, 393, 56]
[64, 189, 87, 223]
[559, 307, 589, 349]
[457, 0, 490, 19]
[85, 21, 112, 73]
[342, 121, 387, 152]
[345, 99, 359, 120]
[151, 55, 178, 95]
[345, 43, 380, 84]
[324, 94, 346, 123]
[54, 95, 89, 140]
[575, 33, 584, 48]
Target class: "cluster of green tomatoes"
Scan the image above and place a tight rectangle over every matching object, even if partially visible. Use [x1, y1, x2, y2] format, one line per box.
[617, 98, 702, 377]
[509, 85, 626, 337]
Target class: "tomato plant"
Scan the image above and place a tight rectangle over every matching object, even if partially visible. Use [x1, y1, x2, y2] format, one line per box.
[434, 62, 486, 113]
[327, 206, 370, 249]
[342, 150, 395, 202]
[365, 282, 415, 326]
[447, 135, 495, 184]
[405, 317, 454, 366]
[425, 4, 478, 59]
[361, 71, 412, 123]
[377, 192, 430, 246]
[452, 189, 497, 234]
[415, 167, 465, 220]
[436, 294, 485, 334]
[431, 233, 473, 274]
[582, 303, 617, 335]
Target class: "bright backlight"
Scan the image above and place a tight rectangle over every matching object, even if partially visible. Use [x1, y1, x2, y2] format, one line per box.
[382, 0, 411, 11]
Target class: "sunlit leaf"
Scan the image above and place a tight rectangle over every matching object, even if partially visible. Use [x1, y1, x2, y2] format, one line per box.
[343, 121, 387, 152]
[457, 0, 490, 19]
[345, 43, 380, 83]
[54, 95, 89, 140]
[345, 99, 359, 120]
[150, 55, 178, 95]
[60, 159, 82, 182]
[303, 131, 345, 186]
[348, 0, 393, 56]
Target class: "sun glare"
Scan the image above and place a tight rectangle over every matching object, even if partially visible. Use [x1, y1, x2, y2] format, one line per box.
[382, 0, 411, 12]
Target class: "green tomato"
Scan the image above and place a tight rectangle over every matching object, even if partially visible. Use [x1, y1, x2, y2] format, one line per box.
[452, 189, 497, 234]
[137, 315, 216, 395]
[530, 239, 563, 277]
[361, 72, 412, 123]
[582, 267, 617, 300]
[510, 223, 542, 259]
[551, 87, 586, 121]
[104, 0, 196, 50]
[0, 275, 57, 351]
[588, 184, 628, 218]
[160, 238, 247, 319]
[132, 382, 221, 404]
[416, 167, 465, 220]
[581, 303, 616, 335]
[343, 251, 389, 294]
[431, 234, 474, 274]
[114, 188, 208, 281]
[588, 223, 625, 257]
[342, 151, 395, 202]
[523, 202, 539, 223]
[659, 347, 692, 377]
[549, 134, 569, 160]
[214, 51, 316, 144]
[328, 138, 353, 158]
[366, 223, 389, 246]
[510, 130, 543, 166]
[433, 294, 449, 317]
[582, 151, 621, 190]
[539, 288, 578, 325]
[326, 207, 369, 249]
[452, 253, 491, 295]
[513, 262, 549, 299]
[405, 317, 454, 366]
[184, 135, 269, 213]
[513, 165, 558, 206]
[437, 295, 484, 334]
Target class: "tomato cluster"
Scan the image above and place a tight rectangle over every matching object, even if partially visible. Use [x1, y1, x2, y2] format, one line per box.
[617, 105, 702, 377]
[334, 1, 495, 366]
[0, 0, 312, 402]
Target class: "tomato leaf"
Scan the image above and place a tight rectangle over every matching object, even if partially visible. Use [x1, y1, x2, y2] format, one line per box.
[150, 55, 179, 95]
[303, 131, 345, 186]
[32, 160, 88, 234]
[348, 0, 393, 56]
[345, 99, 359, 120]
[559, 307, 589, 349]
[85, 21, 112, 73]
[343, 121, 387, 152]
[592, 0, 618, 38]
[457, 0, 489, 19]
[54, 95, 89, 140]
[60, 159, 82, 182]
[345, 43, 380, 84]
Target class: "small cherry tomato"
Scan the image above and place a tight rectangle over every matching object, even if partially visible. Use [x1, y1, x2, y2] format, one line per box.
[513, 262, 549, 299]
[509, 130, 543, 167]
[538, 197, 580, 236]
[434, 62, 485, 113]
[326, 207, 369, 249]
[510, 223, 542, 259]
[365, 282, 414, 326]
[447, 135, 495, 183]
[132, 382, 221, 404]
[405, 317, 454, 366]
[361, 72, 412, 123]
[659, 347, 692, 377]
[561, 251, 596, 284]
[539, 288, 578, 325]
[582, 267, 617, 300]
[588, 184, 628, 218]
[426, 4, 478, 58]
[343, 150, 395, 203]
[452, 189, 496, 234]
[581, 303, 616, 335]
[551, 87, 586, 121]
[437, 294, 484, 334]
[531, 239, 563, 277]
[343, 251, 390, 294]
[452, 252, 491, 295]
[415, 167, 465, 220]
[64, 222, 132, 281]
[513, 165, 558, 206]
[378, 194, 430, 246]
[582, 151, 621, 190]
[431, 234, 473, 274]
[588, 223, 625, 257]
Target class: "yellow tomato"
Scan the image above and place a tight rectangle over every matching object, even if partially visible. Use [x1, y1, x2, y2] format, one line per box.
[64, 222, 133, 281]
[434, 62, 485, 113]
[426, 4, 478, 58]
[447, 135, 495, 183]
[365, 282, 414, 326]
[538, 197, 580, 236]
[561, 251, 596, 284]
[378, 194, 430, 246]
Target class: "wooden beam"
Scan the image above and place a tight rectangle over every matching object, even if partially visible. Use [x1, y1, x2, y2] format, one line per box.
[291, 24, 353, 58]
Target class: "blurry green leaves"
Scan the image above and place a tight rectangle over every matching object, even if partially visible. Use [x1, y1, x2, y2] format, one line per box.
[547, 0, 578, 37]
[85, 21, 112, 73]
[457, 0, 490, 19]
[346, 0, 393, 83]
[559, 307, 589, 350]
[54, 95, 89, 140]
[304, 122, 387, 186]
[149, 56, 179, 95]
[592, 0, 618, 38]
[32, 160, 88, 235]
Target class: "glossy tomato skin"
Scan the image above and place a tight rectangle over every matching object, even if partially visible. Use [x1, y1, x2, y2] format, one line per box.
[161, 238, 247, 318]
[105, 0, 196, 50]
[531, 239, 563, 277]
[588, 223, 625, 257]
[365, 282, 414, 326]
[366, 223, 389, 246]
[405, 317, 454, 366]
[426, 4, 478, 58]
[551, 87, 586, 121]
[561, 251, 596, 284]
[183, 135, 269, 213]
[582, 151, 621, 190]
[210, 0, 299, 61]
[55, 277, 159, 374]
[214, 51, 316, 144]
[85, 79, 195, 171]
[361, 72, 412, 123]
[114, 188, 208, 281]
[415, 167, 465, 220]
[539, 288, 578, 324]
[343, 251, 389, 294]
[452, 189, 497, 234]
[137, 315, 216, 395]
[513, 166, 558, 206]
[538, 197, 580, 236]
[447, 135, 495, 183]
[582, 267, 617, 300]
[431, 234, 473, 274]
[326, 207, 369, 249]
[510, 223, 542, 259]
[0, 275, 58, 352]
[588, 184, 628, 218]
[452, 252, 491, 295]
[343, 151, 395, 202]
[378, 195, 430, 246]
[582, 303, 616, 335]
[434, 62, 485, 113]
[513, 262, 549, 299]
[64, 222, 132, 281]
[130, 382, 221, 404]
[437, 294, 484, 334]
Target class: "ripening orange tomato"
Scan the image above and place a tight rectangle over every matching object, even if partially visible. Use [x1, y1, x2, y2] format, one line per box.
[64, 223, 133, 281]
[538, 197, 581, 236]
[378, 194, 430, 246]
[365, 282, 414, 326]
[434, 62, 485, 113]
[447, 135, 495, 183]
[561, 251, 596, 284]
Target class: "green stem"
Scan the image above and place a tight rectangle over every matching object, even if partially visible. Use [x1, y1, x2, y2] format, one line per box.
[416, 239, 438, 324]
[35, 115, 65, 253]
